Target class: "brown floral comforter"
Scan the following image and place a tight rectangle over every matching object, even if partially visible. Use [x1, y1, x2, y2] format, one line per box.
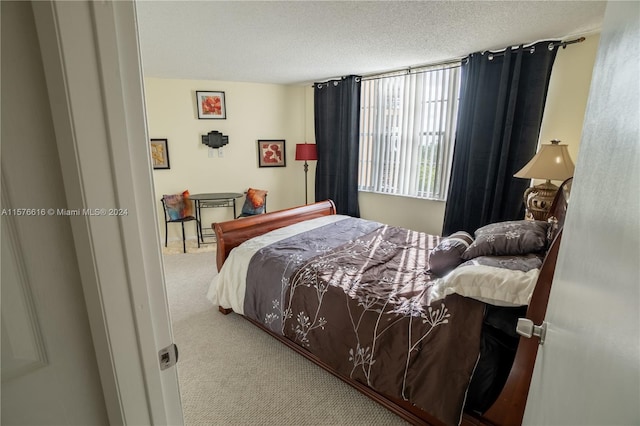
[244, 217, 484, 425]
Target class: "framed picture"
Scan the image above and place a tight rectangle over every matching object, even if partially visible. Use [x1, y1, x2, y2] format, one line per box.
[196, 91, 226, 119]
[150, 138, 170, 169]
[257, 140, 286, 167]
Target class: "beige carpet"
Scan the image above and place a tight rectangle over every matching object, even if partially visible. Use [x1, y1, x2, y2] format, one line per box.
[162, 239, 216, 255]
[163, 251, 409, 425]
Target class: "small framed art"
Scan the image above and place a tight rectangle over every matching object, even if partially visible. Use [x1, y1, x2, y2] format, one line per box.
[257, 140, 286, 167]
[196, 91, 226, 119]
[150, 138, 170, 169]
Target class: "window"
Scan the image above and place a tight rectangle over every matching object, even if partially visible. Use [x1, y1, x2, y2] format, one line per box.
[358, 64, 461, 200]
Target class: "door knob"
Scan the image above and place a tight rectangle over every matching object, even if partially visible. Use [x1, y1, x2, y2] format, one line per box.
[516, 318, 547, 345]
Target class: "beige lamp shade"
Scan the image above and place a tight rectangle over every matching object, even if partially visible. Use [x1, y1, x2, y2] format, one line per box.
[514, 139, 575, 181]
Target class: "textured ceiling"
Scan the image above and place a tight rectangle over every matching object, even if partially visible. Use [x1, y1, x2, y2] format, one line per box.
[136, 1, 606, 85]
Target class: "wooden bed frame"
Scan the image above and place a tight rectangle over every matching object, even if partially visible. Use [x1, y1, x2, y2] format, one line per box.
[212, 181, 571, 425]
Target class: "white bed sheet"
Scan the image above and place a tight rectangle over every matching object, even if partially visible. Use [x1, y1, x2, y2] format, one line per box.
[207, 214, 349, 314]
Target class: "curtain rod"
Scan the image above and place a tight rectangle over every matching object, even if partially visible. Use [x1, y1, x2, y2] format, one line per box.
[361, 59, 463, 81]
[522, 36, 585, 51]
[477, 36, 586, 60]
[315, 36, 586, 86]
[556, 36, 586, 48]
[361, 36, 585, 82]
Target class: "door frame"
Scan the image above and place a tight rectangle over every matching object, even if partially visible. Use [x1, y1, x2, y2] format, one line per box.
[31, 1, 182, 424]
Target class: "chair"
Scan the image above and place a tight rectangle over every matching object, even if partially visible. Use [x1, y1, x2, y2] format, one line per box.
[161, 191, 200, 253]
[236, 188, 268, 218]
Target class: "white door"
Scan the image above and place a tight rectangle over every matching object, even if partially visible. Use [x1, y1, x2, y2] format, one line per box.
[1, 186, 109, 425]
[2, 1, 183, 424]
[523, 2, 640, 424]
[0, 2, 109, 424]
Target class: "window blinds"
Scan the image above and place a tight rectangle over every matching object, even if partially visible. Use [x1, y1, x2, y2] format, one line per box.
[358, 65, 461, 200]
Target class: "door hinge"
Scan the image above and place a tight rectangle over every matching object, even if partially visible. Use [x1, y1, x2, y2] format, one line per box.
[158, 343, 179, 370]
[516, 318, 548, 345]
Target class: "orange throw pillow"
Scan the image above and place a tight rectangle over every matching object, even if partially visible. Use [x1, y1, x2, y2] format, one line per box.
[241, 188, 268, 215]
[182, 190, 193, 217]
[247, 188, 267, 208]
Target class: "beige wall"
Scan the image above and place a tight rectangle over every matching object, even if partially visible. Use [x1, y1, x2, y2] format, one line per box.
[355, 33, 601, 236]
[146, 33, 599, 241]
[538, 33, 600, 165]
[145, 78, 313, 241]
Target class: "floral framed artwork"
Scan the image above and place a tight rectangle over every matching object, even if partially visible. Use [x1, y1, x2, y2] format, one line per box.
[150, 138, 170, 169]
[257, 140, 286, 167]
[196, 91, 226, 119]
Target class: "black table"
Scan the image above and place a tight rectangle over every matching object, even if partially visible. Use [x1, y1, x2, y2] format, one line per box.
[190, 193, 243, 243]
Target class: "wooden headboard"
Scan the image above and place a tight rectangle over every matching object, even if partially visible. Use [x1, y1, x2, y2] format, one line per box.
[212, 200, 336, 271]
[477, 177, 572, 425]
[547, 177, 572, 230]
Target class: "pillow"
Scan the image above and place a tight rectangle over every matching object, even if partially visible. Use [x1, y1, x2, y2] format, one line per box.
[459, 253, 543, 272]
[430, 265, 539, 307]
[241, 188, 268, 215]
[163, 190, 192, 220]
[462, 220, 549, 260]
[181, 190, 193, 217]
[428, 231, 474, 277]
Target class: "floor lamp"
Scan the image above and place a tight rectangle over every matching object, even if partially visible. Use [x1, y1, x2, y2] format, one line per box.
[295, 143, 318, 204]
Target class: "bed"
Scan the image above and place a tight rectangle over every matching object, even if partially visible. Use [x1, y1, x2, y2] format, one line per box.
[207, 179, 571, 426]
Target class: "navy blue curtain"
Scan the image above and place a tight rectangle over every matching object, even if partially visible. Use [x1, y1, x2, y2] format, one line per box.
[442, 42, 559, 236]
[314, 75, 361, 217]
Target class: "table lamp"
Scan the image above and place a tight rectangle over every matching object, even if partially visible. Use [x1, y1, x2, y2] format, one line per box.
[514, 139, 575, 220]
[295, 143, 318, 204]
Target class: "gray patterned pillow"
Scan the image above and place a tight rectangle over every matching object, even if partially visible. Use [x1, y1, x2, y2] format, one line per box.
[459, 253, 544, 272]
[429, 231, 474, 277]
[462, 220, 549, 260]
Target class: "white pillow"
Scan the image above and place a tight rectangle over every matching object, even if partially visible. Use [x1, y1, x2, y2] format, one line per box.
[429, 265, 539, 307]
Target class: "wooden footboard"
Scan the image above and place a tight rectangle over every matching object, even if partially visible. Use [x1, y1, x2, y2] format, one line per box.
[211, 183, 571, 425]
[213, 200, 336, 271]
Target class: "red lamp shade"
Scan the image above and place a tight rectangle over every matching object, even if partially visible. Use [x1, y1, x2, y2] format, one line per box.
[295, 143, 318, 161]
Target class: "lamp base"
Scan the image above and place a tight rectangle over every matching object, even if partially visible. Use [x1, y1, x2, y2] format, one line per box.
[523, 181, 558, 221]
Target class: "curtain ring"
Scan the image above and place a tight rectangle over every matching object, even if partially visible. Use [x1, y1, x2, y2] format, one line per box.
[548, 42, 555, 51]
[529, 46, 536, 54]
[488, 53, 494, 61]
[333, 81, 339, 86]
